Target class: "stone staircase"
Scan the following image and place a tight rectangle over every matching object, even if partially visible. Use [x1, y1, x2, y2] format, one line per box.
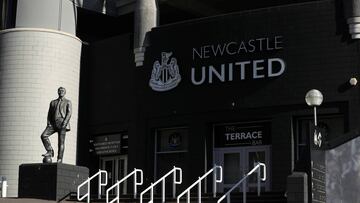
[66, 191, 286, 203]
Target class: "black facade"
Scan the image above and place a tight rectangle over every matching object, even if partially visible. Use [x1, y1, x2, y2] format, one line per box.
[79, 0, 360, 201]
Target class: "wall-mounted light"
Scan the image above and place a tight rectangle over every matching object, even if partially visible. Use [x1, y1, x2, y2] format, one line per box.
[349, 77, 358, 86]
[305, 89, 323, 147]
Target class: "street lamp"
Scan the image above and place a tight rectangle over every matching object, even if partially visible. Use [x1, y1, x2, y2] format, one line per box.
[305, 89, 323, 147]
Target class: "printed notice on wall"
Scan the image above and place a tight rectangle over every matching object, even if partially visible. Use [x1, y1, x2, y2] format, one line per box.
[93, 134, 121, 155]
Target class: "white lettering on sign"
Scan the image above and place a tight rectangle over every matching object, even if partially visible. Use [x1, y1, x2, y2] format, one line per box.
[192, 36, 283, 60]
[191, 58, 285, 85]
[225, 131, 263, 141]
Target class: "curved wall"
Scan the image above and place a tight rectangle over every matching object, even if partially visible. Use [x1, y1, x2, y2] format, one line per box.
[0, 28, 81, 196]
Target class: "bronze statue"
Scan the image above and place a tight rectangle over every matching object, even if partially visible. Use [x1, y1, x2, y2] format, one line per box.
[41, 87, 72, 163]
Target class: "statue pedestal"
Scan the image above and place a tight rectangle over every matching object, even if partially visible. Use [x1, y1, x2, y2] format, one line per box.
[18, 163, 89, 201]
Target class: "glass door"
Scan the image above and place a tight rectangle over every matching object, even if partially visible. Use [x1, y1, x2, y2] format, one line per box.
[223, 152, 243, 191]
[214, 148, 245, 192]
[214, 146, 271, 192]
[100, 155, 128, 195]
[104, 159, 114, 194]
[245, 148, 270, 192]
[117, 158, 127, 193]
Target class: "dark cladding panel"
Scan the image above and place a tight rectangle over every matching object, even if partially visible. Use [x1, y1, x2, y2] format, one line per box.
[79, 1, 360, 200]
[87, 33, 135, 126]
[140, 0, 358, 118]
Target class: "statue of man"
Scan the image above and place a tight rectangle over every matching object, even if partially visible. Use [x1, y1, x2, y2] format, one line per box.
[41, 87, 72, 163]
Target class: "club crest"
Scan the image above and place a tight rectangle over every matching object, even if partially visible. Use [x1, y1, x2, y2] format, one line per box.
[314, 131, 322, 147]
[149, 52, 181, 91]
[168, 132, 182, 147]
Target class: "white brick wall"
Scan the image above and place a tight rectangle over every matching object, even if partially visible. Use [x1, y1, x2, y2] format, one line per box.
[0, 28, 82, 197]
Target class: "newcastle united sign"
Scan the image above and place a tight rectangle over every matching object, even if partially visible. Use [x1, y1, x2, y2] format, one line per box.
[148, 35, 285, 92]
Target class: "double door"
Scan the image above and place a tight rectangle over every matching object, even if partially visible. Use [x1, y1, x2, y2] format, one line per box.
[214, 146, 271, 192]
[100, 155, 128, 194]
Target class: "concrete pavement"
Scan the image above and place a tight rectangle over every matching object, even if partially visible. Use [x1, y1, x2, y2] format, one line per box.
[0, 198, 79, 203]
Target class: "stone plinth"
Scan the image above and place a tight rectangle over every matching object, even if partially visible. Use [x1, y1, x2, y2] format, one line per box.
[18, 163, 88, 201]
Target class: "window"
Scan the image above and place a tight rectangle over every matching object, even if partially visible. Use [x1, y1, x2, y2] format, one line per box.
[156, 127, 188, 153]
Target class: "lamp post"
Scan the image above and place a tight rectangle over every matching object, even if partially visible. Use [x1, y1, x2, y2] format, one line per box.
[305, 89, 323, 147]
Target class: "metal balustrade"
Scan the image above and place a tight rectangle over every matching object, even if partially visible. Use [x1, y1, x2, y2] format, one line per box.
[77, 169, 108, 203]
[177, 165, 222, 203]
[106, 168, 143, 203]
[217, 163, 266, 203]
[140, 166, 182, 203]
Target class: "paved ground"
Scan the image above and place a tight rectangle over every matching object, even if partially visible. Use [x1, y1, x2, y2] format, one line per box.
[0, 198, 79, 203]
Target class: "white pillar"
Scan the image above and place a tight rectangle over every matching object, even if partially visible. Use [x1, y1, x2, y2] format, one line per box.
[344, 0, 360, 39]
[134, 0, 158, 67]
[0, 28, 82, 197]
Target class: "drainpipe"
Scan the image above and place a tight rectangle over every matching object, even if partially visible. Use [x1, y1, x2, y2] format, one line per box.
[134, 0, 158, 67]
[344, 0, 360, 39]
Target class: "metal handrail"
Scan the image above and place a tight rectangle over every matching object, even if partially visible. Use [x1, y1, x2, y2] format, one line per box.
[106, 168, 144, 203]
[217, 163, 266, 203]
[77, 169, 108, 203]
[140, 166, 182, 203]
[177, 165, 222, 203]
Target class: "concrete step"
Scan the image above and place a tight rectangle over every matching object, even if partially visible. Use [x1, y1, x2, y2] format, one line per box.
[69, 192, 286, 203]
[0, 192, 286, 203]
